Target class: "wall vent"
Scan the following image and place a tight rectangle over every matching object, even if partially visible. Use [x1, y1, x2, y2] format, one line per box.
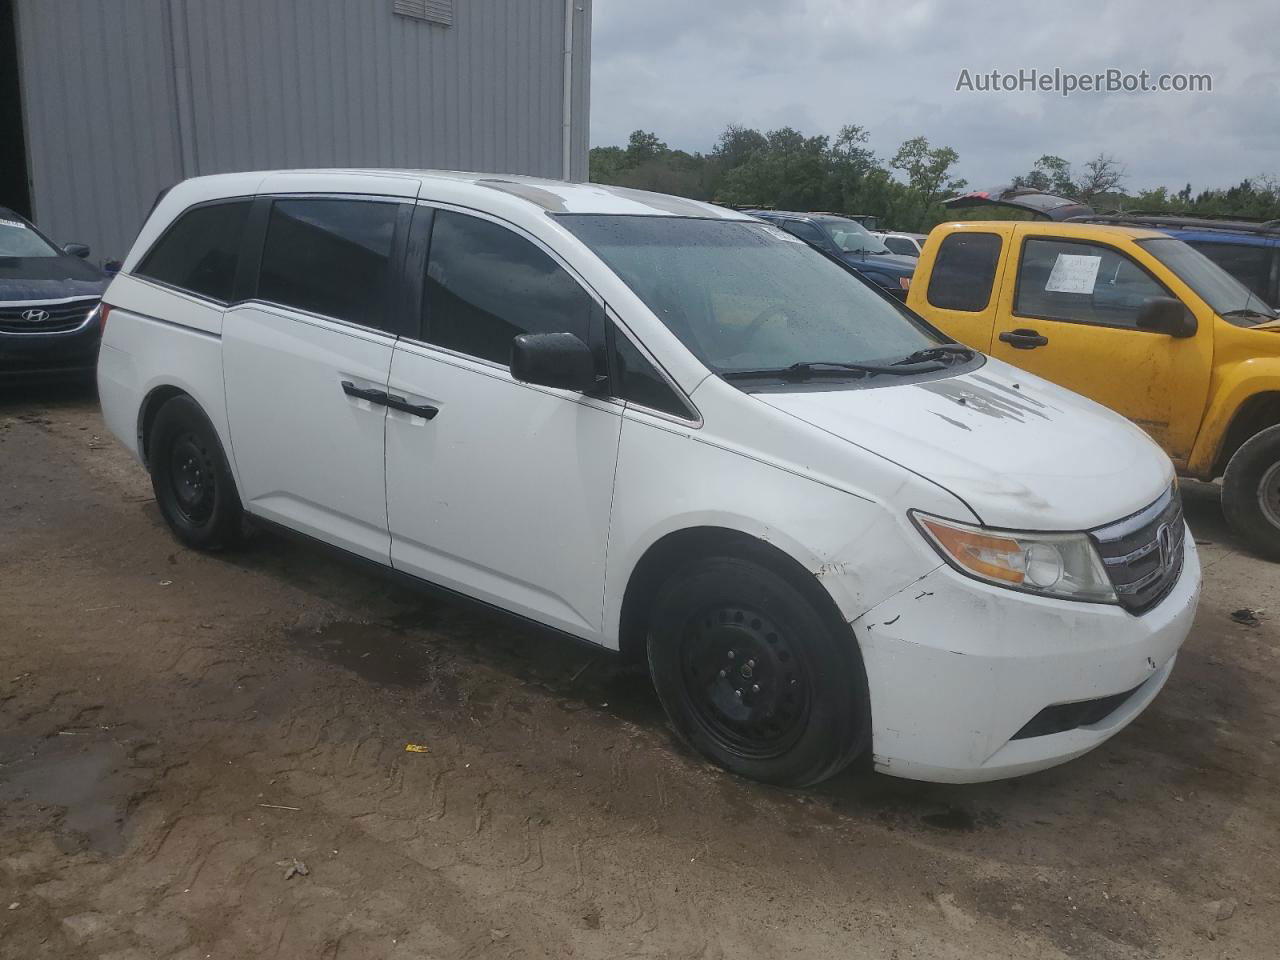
[393, 0, 453, 26]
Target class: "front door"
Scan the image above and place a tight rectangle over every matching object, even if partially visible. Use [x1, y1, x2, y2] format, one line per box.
[385, 207, 622, 640]
[988, 230, 1212, 461]
[223, 195, 408, 562]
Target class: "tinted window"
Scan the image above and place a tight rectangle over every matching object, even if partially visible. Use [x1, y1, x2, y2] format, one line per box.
[613, 328, 691, 418]
[1016, 238, 1171, 328]
[258, 199, 399, 329]
[136, 201, 251, 301]
[424, 210, 594, 364]
[927, 232, 1002, 312]
[1186, 241, 1272, 302]
[884, 236, 918, 256]
[779, 220, 829, 249]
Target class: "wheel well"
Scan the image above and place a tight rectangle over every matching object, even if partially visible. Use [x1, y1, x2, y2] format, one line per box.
[1214, 392, 1280, 476]
[617, 526, 852, 666]
[137, 385, 190, 467]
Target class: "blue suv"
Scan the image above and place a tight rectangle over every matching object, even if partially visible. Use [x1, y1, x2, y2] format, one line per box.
[746, 211, 916, 299]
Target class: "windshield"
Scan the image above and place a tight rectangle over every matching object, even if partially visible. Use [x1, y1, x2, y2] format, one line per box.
[0, 215, 60, 258]
[1137, 237, 1277, 323]
[556, 215, 941, 375]
[821, 218, 891, 255]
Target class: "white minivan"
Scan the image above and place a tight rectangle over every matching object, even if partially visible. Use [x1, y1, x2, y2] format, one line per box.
[97, 170, 1201, 786]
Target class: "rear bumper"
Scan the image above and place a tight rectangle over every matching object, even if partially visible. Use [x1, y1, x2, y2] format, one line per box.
[854, 533, 1200, 783]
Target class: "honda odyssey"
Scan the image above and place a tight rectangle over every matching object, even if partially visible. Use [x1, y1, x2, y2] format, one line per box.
[97, 170, 1201, 785]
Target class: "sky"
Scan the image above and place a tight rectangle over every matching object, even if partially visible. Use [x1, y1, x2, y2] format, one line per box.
[589, 0, 1280, 193]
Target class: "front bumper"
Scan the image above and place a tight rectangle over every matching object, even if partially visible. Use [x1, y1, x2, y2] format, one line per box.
[853, 532, 1200, 783]
[0, 318, 101, 381]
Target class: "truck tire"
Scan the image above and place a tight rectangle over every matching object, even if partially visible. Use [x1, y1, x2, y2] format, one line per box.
[148, 395, 244, 551]
[1222, 423, 1280, 562]
[646, 555, 870, 787]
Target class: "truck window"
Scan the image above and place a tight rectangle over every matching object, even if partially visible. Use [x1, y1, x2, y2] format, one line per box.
[1015, 238, 1172, 330]
[926, 232, 1002, 312]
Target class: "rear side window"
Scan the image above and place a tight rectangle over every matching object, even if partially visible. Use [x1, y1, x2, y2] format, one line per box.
[423, 210, 594, 364]
[1186, 241, 1272, 302]
[884, 236, 916, 256]
[257, 198, 400, 330]
[927, 232, 1002, 312]
[612, 328, 691, 418]
[136, 201, 251, 301]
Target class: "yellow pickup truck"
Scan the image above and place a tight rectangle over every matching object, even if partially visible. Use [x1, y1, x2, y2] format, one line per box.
[906, 219, 1280, 558]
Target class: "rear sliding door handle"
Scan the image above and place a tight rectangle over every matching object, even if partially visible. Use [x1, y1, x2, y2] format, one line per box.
[998, 328, 1049, 349]
[341, 380, 390, 404]
[385, 393, 439, 420]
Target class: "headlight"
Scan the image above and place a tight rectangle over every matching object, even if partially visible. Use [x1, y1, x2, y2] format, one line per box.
[912, 512, 1116, 604]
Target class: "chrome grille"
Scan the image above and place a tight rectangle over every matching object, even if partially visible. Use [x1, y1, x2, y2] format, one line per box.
[1091, 485, 1186, 614]
[0, 298, 98, 333]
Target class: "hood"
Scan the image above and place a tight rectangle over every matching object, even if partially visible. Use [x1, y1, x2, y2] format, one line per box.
[841, 252, 916, 276]
[943, 185, 1095, 222]
[755, 358, 1173, 531]
[0, 255, 108, 303]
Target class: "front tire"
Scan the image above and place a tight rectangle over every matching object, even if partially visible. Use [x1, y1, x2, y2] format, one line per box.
[1222, 424, 1280, 562]
[646, 555, 870, 787]
[148, 395, 243, 551]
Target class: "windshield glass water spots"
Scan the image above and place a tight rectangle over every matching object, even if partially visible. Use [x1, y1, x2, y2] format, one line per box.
[557, 215, 939, 375]
[1137, 236, 1277, 323]
[0, 218, 60, 258]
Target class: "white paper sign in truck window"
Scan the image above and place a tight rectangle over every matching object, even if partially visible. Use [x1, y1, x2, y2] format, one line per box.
[1045, 253, 1102, 295]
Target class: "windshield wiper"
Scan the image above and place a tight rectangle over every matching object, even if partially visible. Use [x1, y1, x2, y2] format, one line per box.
[892, 344, 977, 366]
[723, 359, 946, 381]
[1221, 308, 1277, 321]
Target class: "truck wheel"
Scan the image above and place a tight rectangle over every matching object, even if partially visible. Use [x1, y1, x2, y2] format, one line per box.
[646, 555, 870, 787]
[148, 395, 244, 551]
[1222, 423, 1280, 562]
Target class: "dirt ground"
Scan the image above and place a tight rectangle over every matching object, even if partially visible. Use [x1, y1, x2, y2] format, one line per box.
[1, 384, 1277, 960]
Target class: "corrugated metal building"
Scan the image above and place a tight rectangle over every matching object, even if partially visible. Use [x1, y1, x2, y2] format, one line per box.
[1, 0, 592, 261]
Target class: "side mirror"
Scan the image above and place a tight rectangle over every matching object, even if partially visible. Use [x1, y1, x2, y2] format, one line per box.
[103, 259, 123, 274]
[1135, 297, 1197, 338]
[510, 332, 600, 392]
[63, 242, 91, 258]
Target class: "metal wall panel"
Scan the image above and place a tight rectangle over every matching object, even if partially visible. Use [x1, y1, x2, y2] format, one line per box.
[14, 0, 591, 260]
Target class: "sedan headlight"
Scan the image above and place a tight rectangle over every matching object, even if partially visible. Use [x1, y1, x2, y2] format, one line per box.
[912, 512, 1117, 604]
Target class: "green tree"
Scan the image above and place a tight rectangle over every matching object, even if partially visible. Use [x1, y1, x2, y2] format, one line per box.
[890, 137, 966, 208]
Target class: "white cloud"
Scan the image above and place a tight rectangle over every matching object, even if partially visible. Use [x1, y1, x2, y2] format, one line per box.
[590, 0, 1280, 190]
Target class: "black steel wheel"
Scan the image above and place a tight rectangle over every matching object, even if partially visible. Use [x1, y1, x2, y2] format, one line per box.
[149, 395, 243, 551]
[678, 604, 812, 760]
[647, 554, 869, 786]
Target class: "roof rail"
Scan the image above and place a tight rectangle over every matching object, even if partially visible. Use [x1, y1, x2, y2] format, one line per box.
[1066, 213, 1280, 235]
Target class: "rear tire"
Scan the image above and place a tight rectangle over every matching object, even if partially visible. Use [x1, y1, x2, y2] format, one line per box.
[1222, 424, 1280, 562]
[148, 395, 243, 551]
[646, 555, 870, 787]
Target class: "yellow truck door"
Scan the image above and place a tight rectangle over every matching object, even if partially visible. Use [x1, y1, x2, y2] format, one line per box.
[987, 226, 1213, 462]
[906, 225, 1011, 351]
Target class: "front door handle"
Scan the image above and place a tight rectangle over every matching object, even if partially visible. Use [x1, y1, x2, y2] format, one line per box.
[341, 380, 390, 404]
[385, 393, 439, 420]
[998, 328, 1049, 349]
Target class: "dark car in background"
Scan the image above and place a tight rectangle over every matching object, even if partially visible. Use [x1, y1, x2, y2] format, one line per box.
[0, 206, 107, 382]
[1080, 215, 1280, 309]
[746, 210, 917, 299]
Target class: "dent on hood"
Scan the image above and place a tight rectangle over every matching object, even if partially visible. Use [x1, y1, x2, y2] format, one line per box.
[916, 374, 1060, 423]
